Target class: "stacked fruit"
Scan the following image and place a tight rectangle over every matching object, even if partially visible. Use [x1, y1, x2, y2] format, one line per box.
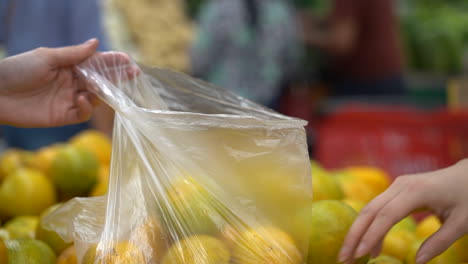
[0, 130, 111, 263]
[311, 161, 468, 264]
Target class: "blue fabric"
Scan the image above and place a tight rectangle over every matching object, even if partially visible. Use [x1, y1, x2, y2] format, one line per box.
[0, 0, 109, 150]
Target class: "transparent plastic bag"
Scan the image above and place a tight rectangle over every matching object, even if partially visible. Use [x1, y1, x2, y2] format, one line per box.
[45, 52, 312, 264]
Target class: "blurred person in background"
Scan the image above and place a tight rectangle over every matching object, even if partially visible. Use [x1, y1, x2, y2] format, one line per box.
[0, 0, 114, 150]
[190, 0, 303, 110]
[300, 0, 406, 96]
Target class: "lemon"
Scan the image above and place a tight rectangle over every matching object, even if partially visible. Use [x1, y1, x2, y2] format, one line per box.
[306, 200, 369, 264]
[50, 145, 98, 197]
[164, 177, 220, 236]
[416, 215, 441, 238]
[5, 239, 56, 264]
[369, 255, 403, 264]
[311, 161, 343, 201]
[392, 216, 417, 233]
[406, 238, 458, 264]
[342, 199, 366, 213]
[70, 130, 112, 165]
[0, 238, 7, 263]
[57, 246, 77, 264]
[0, 168, 56, 217]
[82, 241, 145, 264]
[163, 235, 230, 264]
[89, 166, 110, 197]
[335, 167, 390, 203]
[0, 149, 38, 180]
[36, 203, 71, 255]
[4, 216, 39, 239]
[381, 229, 416, 261]
[34, 144, 63, 176]
[232, 226, 302, 264]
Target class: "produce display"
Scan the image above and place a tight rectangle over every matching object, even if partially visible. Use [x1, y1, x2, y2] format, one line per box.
[311, 161, 468, 264]
[0, 130, 111, 263]
[111, 0, 194, 72]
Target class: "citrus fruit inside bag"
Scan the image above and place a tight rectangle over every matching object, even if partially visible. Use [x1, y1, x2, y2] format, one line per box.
[44, 52, 312, 264]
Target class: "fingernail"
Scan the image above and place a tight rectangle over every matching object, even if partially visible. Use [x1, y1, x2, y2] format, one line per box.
[416, 254, 428, 264]
[337, 247, 349, 262]
[355, 243, 367, 258]
[84, 38, 97, 45]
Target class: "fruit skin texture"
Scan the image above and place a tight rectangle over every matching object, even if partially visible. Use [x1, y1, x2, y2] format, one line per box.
[57, 246, 77, 264]
[89, 166, 110, 197]
[35, 144, 63, 176]
[70, 130, 112, 165]
[368, 255, 403, 264]
[0, 168, 56, 217]
[232, 226, 302, 264]
[82, 241, 145, 264]
[50, 145, 99, 197]
[0, 149, 38, 180]
[4, 215, 39, 239]
[406, 238, 458, 264]
[5, 239, 56, 264]
[342, 199, 366, 213]
[307, 200, 369, 264]
[36, 203, 71, 255]
[0, 238, 7, 264]
[162, 235, 230, 264]
[311, 161, 343, 201]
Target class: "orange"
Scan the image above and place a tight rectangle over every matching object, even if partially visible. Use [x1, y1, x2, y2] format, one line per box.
[70, 130, 112, 165]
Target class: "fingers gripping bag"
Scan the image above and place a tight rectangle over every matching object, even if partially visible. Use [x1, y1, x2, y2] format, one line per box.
[44, 52, 313, 264]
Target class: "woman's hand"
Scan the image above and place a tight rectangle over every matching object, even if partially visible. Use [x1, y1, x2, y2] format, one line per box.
[339, 159, 468, 264]
[0, 39, 136, 128]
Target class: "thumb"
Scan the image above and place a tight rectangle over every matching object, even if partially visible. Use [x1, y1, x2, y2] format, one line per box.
[415, 217, 464, 264]
[47, 38, 99, 67]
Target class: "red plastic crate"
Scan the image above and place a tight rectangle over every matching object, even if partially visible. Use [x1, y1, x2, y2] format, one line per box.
[316, 105, 468, 179]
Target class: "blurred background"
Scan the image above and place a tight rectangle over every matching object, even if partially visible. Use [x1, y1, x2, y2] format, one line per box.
[0, 0, 468, 177]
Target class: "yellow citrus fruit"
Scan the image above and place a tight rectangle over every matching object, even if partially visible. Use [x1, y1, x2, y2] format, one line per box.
[36, 203, 71, 255]
[163, 235, 230, 264]
[311, 161, 343, 201]
[4, 215, 39, 239]
[70, 130, 112, 165]
[50, 145, 99, 197]
[342, 199, 366, 213]
[57, 245, 78, 264]
[306, 200, 368, 264]
[381, 229, 416, 261]
[164, 177, 220, 236]
[416, 215, 441, 239]
[90, 166, 110, 197]
[34, 144, 63, 176]
[406, 238, 458, 264]
[368, 255, 403, 264]
[131, 218, 169, 263]
[392, 216, 417, 233]
[0, 168, 56, 217]
[335, 167, 390, 203]
[454, 235, 468, 262]
[5, 239, 56, 264]
[82, 241, 145, 264]
[0, 238, 7, 263]
[0, 149, 39, 180]
[232, 226, 302, 264]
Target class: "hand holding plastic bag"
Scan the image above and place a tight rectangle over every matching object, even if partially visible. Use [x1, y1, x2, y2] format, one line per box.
[45, 53, 312, 264]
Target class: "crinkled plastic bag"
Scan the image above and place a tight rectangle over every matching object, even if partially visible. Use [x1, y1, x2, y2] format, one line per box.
[45, 52, 312, 264]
